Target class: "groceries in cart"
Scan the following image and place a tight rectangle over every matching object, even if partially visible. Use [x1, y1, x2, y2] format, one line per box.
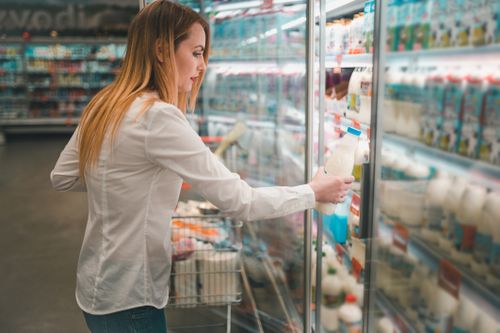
[169, 200, 242, 308]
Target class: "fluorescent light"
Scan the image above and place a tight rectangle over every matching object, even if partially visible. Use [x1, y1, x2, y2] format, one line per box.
[214, 1, 263, 12]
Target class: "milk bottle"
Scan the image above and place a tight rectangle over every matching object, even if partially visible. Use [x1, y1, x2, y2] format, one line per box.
[440, 177, 468, 252]
[338, 294, 362, 333]
[471, 312, 498, 333]
[387, 0, 401, 51]
[377, 317, 395, 333]
[451, 296, 478, 333]
[421, 69, 447, 147]
[358, 67, 372, 125]
[478, 70, 500, 165]
[316, 127, 361, 215]
[408, 68, 426, 139]
[458, 68, 487, 158]
[484, 192, 500, 280]
[471, 191, 497, 276]
[426, 278, 458, 333]
[454, 184, 487, 265]
[320, 268, 344, 332]
[383, 67, 399, 133]
[439, 70, 465, 152]
[347, 68, 363, 117]
[412, 0, 431, 50]
[424, 176, 452, 244]
[353, 138, 369, 182]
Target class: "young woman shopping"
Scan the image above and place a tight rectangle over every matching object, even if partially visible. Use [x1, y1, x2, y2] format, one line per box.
[51, 1, 353, 332]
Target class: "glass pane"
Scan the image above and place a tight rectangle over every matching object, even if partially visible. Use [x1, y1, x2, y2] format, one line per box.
[374, 0, 500, 332]
[174, 1, 310, 332]
[314, 0, 375, 332]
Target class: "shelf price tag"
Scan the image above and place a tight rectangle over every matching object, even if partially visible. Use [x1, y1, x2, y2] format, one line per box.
[438, 259, 461, 299]
[392, 223, 409, 253]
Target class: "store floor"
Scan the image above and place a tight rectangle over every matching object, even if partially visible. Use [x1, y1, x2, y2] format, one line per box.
[0, 134, 261, 333]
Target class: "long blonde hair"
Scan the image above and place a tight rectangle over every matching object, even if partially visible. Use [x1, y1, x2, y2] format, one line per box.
[78, 0, 210, 178]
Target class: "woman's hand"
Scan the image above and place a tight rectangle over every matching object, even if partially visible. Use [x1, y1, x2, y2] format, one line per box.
[308, 167, 354, 204]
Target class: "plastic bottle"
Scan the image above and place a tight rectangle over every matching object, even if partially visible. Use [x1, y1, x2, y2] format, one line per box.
[320, 268, 344, 332]
[471, 312, 498, 333]
[454, 184, 487, 265]
[397, 0, 414, 51]
[386, 0, 401, 51]
[451, 296, 478, 333]
[440, 177, 468, 252]
[347, 68, 363, 117]
[421, 68, 447, 147]
[315, 127, 361, 215]
[412, 0, 431, 50]
[377, 317, 395, 333]
[485, 191, 500, 281]
[353, 138, 369, 182]
[471, 191, 497, 276]
[426, 277, 458, 333]
[478, 70, 500, 165]
[458, 67, 487, 158]
[330, 196, 351, 244]
[439, 70, 466, 152]
[358, 67, 372, 125]
[423, 176, 451, 242]
[338, 294, 362, 333]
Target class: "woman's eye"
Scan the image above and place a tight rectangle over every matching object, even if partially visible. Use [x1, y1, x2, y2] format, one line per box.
[193, 52, 203, 57]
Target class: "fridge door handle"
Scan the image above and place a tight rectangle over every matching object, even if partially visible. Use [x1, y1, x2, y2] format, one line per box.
[360, 162, 371, 239]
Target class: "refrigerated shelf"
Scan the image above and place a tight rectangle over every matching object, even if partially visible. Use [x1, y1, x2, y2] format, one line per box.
[383, 133, 500, 191]
[325, 0, 366, 19]
[325, 54, 372, 68]
[379, 216, 500, 319]
[0, 118, 79, 126]
[386, 44, 500, 66]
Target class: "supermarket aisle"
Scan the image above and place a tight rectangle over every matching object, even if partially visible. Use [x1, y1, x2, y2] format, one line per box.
[0, 134, 89, 332]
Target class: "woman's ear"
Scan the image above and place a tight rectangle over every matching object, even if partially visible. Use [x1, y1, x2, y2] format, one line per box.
[155, 39, 164, 63]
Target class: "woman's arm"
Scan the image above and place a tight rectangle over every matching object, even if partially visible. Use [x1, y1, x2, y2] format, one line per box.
[145, 104, 351, 221]
[50, 128, 86, 192]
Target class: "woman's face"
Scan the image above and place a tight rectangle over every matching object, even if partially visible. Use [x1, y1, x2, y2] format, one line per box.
[175, 23, 206, 93]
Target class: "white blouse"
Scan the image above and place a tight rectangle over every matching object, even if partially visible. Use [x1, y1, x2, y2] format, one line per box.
[50, 94, 315, 315]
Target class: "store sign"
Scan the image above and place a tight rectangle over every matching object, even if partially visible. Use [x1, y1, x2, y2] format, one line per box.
[0, 3, 138, 36]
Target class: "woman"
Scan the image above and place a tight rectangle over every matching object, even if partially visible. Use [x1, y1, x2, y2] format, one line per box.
[51, 1, 353, 332]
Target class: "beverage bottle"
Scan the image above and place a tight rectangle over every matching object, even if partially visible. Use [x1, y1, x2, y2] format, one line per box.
[440, 177, 468, 251]
[358, 67, 372, 125]
[413, 0, 432, 50]
[330, 196, 351, 244]
[386, 0, 401, 51]
[353, 138, 369, 182]
[320, 267, 344, 332]
[478, 70, 500, 165]
[485, 191, 500, 283]
[363, 1, 375, 53]
[451, 296, 478, 333]
[458, 67, 487, 158]
[315, 127, 361, 215]
[454, 184, 487, 265]
[347, 67, 363, 116]
[421, 68, 447, 147]
[471, 312, 498, 333]
[408, 68, 426, 140]
[439, 70, 466, 152]
[398, 0, 414, 51]
[424, 176, 452, 244]
[471, 191, 497, 276]
[338, 294, 362, 333]
[377, 317, 395, 333]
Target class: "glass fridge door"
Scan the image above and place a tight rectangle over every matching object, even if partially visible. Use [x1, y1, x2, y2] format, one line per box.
[198, 1, 312, 332]
[313, 0, 377, 332]
[369, 0, 500, 332]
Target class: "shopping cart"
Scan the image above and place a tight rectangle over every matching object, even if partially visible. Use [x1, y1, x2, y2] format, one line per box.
[168, 214, 243, 332]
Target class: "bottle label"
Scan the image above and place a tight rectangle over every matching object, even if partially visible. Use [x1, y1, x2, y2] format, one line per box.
[440, 82, 464, 152]
[473, 232, 493, 264]
[427, 206, 444, 231]
[340, 318, 362, 333]
[478, 86, 500, 165]
[454, 223, 477, 253]
[458, 83, 484, 157]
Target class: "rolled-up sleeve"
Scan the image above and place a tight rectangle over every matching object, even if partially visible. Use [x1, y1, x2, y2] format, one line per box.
[50, 127, 86, 192]
[145, 104, 315, 221]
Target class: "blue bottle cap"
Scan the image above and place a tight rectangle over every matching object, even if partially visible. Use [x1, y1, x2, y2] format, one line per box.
[347, 127, 362, 137]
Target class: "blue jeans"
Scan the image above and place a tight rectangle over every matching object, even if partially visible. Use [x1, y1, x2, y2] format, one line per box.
[83, 306, 167, 333]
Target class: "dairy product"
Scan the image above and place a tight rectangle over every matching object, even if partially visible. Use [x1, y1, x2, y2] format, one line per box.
[425, 176, 452, 243]
[315, 127, 361, 215]
[347, 68, 363, 116]
[426, 277, 458, 333]
[377, 317, 394, 333]
[338, 294, 362, 333]
[439, 71, 466, 152]
[454, 184, 487, 264]
[458, 69, 487, 158]
[478, 71, 500, 165]
[471, 312, 498, 333]
[484, 191, 500, 278]
[440, 177, 468, 251]
[471, 191, 495, 275]
[421, 70, 446, 147]
[397, 0, 413, 51]
[353, 138, 369, 182]
[387, 0, 401, 51]
[321, 268, 343, 332]
[358, 67, 372, 125]
[451, 296, 478, 333]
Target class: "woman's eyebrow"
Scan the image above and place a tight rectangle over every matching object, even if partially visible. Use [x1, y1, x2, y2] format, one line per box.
[194, 45, 205, 50]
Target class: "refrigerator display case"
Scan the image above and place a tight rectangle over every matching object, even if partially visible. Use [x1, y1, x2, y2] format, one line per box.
[313, 0, 500, 333]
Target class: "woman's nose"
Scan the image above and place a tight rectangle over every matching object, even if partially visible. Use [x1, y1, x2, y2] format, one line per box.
[197, 58, 206, 72]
